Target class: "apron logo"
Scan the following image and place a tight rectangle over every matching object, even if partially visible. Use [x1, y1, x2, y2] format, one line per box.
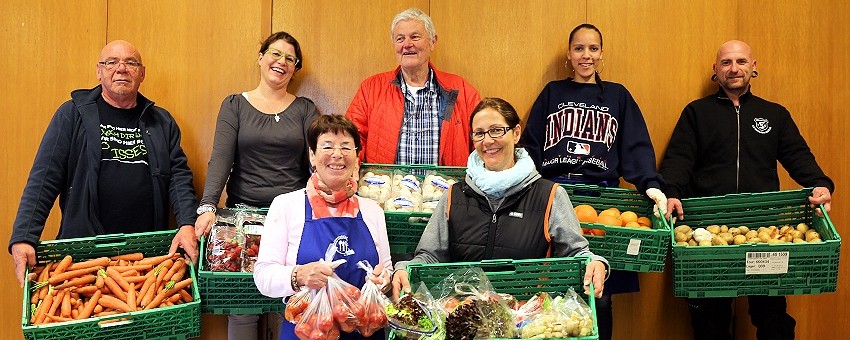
[752, 118, 771, 134]
[333, 235, 356, 256]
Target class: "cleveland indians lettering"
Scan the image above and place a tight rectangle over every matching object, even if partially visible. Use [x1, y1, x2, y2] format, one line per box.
[544, 102, 617, 152]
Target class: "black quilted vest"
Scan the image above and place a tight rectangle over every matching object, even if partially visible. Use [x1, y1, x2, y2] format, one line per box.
[447, 179, 556, 261]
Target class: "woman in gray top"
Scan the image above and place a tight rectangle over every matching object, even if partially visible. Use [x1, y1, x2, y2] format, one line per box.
[195, 31, 318, 340]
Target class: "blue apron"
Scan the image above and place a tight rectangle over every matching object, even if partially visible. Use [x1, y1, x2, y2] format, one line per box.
[554, 177, 639, 295]
[280, 196, 385, 340]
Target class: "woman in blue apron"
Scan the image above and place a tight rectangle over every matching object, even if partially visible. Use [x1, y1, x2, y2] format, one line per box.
[254, 114, 392, 340]
[518, 24, 668, 340]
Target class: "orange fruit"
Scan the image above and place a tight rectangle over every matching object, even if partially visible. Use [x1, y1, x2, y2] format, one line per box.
[624, 221, 641, 228]
[597, 214, 621, 227]
[574, 205, 598, 223]
[619, 211, 638, 226]
[591, 229, 606, 236]
[599, 209, 620, 218]
[637, 216, 652, 228]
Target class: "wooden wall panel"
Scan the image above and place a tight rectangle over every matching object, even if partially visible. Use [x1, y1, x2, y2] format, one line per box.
[0, 1, 106, 339]
[275, 0, 429, 116]
[106, 0, 266, 193]
[430, 0, 586, 120]
[738, 2, 850, 340]
[0, 1, 847, 340]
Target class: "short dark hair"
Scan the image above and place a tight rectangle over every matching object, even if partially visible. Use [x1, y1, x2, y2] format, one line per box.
[470, 97, 521, 130]
[307, 114, 362, 152]
[259, 31, 303, 70]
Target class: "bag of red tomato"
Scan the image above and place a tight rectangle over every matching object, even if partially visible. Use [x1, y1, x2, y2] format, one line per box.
[293, 286, 339, 340]
[356, 261, 391, 336]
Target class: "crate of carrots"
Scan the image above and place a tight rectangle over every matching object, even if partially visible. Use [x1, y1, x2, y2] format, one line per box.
[21, 230, 201, 340]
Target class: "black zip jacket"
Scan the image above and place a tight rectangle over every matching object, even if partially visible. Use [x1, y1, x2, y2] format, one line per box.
[660, 87, 834, 199]
[9, 86, 198, 252]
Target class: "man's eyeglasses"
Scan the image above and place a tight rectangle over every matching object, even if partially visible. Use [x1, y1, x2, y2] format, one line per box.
[318, 143, 357, 155]
[98, 60, 143, 71]
[265, 49, 300, 67]
[470, 126, 514, 141]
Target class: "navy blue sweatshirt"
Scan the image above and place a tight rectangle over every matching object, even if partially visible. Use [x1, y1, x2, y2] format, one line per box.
[520, 79, 663, 191]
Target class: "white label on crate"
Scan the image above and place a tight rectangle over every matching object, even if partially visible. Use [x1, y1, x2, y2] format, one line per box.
[745, 251, 789, 275]
[626, 239, 641, 255]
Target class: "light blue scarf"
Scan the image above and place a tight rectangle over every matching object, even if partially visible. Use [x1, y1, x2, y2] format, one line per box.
[466, 148, 534, 198]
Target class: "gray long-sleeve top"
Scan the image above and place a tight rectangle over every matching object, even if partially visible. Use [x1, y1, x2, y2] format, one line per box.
[201, 94, 318, 207]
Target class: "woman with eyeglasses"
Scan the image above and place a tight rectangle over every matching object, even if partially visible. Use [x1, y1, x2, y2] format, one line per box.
[254, 114, 392, 340]
[194, 31, 318, 340]
[518, 24, 666, 340]
[390, 97, 608, 301]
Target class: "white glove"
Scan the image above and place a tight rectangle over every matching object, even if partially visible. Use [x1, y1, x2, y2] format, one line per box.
[646, 188, 668, 218]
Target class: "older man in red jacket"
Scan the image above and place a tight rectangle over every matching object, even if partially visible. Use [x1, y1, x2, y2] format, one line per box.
[346, 8, 481, 166]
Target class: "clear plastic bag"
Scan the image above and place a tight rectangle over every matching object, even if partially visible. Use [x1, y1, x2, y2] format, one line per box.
[355, 261, 390, 336]
[294, 287, 340, 340]
[285, 288, 314, 324]
[326, 274, 364, 333]
[386, 282, 442, 339]
[385, 170, 422, 212]
[358, 170, 393, 208]
[420, 171, 457, 213]
[205, 217, 243, 272]
[237, 211, 265, 272]
[518, 288, 594, 338]
[434, 267, 516, 339]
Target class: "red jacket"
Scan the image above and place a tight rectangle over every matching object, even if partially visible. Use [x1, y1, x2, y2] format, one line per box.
[345, 64, 481, 166]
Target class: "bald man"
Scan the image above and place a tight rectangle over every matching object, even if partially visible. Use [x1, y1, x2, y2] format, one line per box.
[9, 41, 200, 287]
[659, 40, 834, 340]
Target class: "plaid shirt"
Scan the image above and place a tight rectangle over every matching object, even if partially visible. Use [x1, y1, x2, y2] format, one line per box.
[397, 69, 442, 165]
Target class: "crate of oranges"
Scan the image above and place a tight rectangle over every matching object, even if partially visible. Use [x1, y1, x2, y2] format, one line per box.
[563, 184, 671, 272]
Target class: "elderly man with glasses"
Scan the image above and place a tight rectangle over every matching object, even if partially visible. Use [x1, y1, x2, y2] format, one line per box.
[9, 40, 199, 287]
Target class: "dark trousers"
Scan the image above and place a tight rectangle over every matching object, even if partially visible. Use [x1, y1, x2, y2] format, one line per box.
[688, 296, 795, 340]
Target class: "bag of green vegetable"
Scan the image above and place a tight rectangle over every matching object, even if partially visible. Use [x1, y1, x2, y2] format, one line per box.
[432, 267, 516, 340]
[518, 287, 595, 338]
[386, 283, 442, 339]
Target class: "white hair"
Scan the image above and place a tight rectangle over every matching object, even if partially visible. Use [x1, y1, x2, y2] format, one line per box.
[390, 8, 436, 42]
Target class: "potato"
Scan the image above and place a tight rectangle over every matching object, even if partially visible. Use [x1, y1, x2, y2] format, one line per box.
[698, 240, 713, 247]
[745, 230, 759, 239]
[706, 225, 721, 235]
[676, 241, 689, 246]
[688, 239, 697, 246]
[796, 223, 810, 233]
[675, 225, 693, 234]
[720, 225, 729, 233]
[674, 231, 690, 243]
[758, 232, 771, 243]
[806, 231, 821, 242]
[793, 238, 807, 244]
[732, 235, 747, 245]
[719, 232, 734, 243]
[729, 227, 741, 236]
[780, 225, 792, 234]
[738, 226, 750, 234]
[712, 237, 728, 246]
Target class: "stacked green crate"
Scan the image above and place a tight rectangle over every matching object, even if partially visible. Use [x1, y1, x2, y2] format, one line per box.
[671, 188, 840, 298]
[561, 183, 671, 272]
[22, 230, 201, 340]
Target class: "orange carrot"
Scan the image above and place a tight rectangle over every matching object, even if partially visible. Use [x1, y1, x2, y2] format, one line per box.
[54, 275, 96, 290]
[119, 269, 139, 277]
[94, 310, 120, 317]
[155, 259, 174, 282]
[71, 309, 79, 319]
[112, 264, 153, 273]
[125, 276, 147, 284]
[144, 278, 193, 310]
[111, 252, 144, 262]
[77, 289, 101, 320]
[36, 266, 50, 301]
[106, 267, 132, 292]
[168, 293, 182, 304]
[103, 276, 127, 301]
[47, 290, 66, 317]
[46, 314, 74, 323]
[171, 265, 187, 283]
[126, 283, 136, 312]
[178, 289, 194, 303]
[95, 270, 105, 289]
[73, 286, 100, 296]
[67, 257, 109, 271]
[33, 291, 55, 325]
[52, 255, 74, 276]
[99, 295, 134, 313]
[137, 254, 174, 266]
[61, 289, 72, 318]
[48, 266, 102, 286]
[161, 259, 184, 283]
[93, 304, 104, 314]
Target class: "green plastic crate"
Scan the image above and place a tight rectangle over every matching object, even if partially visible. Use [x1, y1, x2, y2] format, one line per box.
[21, 230, 201, 340]
[384, 211, 432, 254]
[405, 256, 598, 340]
[561, 183, 671, 272]
[198, 235, 284, 314]
[671, 188, 841, 298]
